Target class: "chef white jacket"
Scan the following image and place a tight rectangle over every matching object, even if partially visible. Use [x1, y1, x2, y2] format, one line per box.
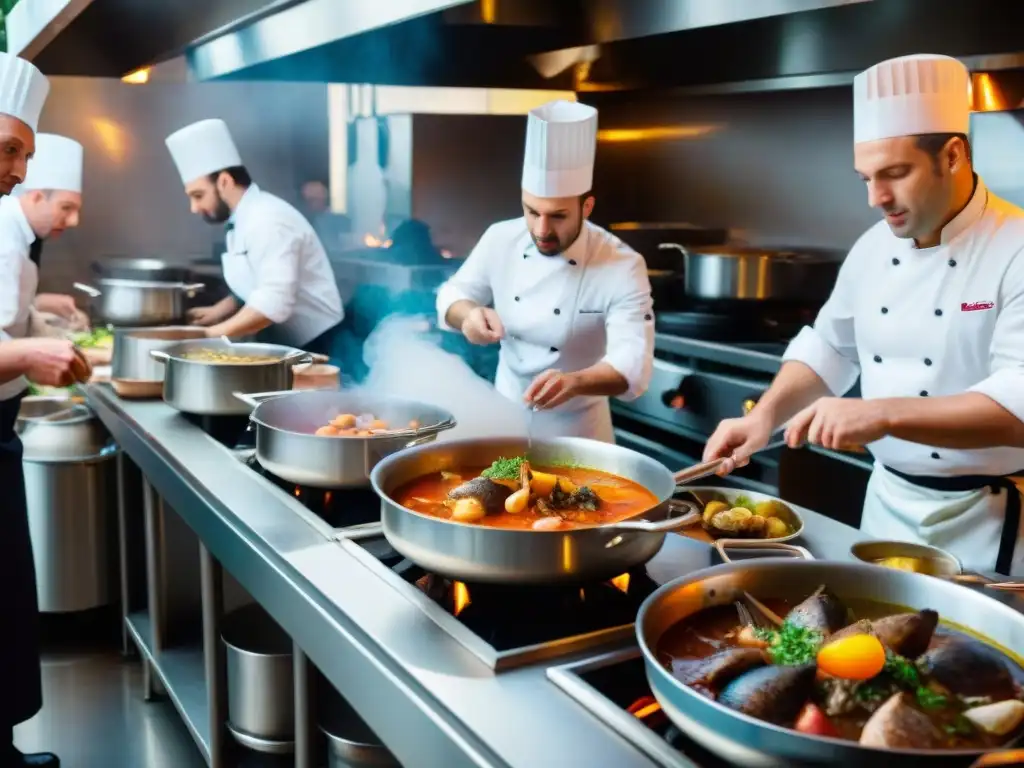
[783, 178, 1024, 574]
[224, 184, 343, 347]
[0, 195, 38, 401]
[436, 218, 655, 442]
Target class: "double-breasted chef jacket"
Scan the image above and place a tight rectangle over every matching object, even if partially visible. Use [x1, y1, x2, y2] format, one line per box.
[436, 217, 655, 442]
[783, 178, 1024, 576]
[223, 183, 344, 350]
[0, 194, 39, 400]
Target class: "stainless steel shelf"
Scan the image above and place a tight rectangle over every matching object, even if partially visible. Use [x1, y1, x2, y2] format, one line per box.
[125, 611, 211, 763]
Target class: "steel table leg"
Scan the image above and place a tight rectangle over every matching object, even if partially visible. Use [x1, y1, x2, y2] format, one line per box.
[294, 644, 316, 768]
[201, 543, 228, 768]
[116, 452, 131, 657]
[142, 479, 164, 701]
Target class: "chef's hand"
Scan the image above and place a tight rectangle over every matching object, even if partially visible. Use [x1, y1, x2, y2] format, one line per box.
[524, 369, 580, 410]
[703, 413, 773, 476]
[188, 305, 222, 326]
[34, 293, 79, 320]
[461, 307, 504, 345]
[784, 397, 888, 451]
[15, 338, 90, 387]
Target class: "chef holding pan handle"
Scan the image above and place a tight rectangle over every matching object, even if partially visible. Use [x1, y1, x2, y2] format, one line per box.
[436, 100, 655, 442]
[704, 53, 1024, 577]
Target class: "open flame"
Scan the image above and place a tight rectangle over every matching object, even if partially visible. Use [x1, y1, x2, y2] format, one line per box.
[627, 696, 662, 720]
[452, 581, 471, 616]
[610, 573, 631, 593]
[293, 486, 301, 498]
[364, 232, 393, 248]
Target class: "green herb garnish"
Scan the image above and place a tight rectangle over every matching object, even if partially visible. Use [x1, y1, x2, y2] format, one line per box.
[755, 621, 824, 666]
[943, 715, 974, 736]
[881, 651, 948, 709]
[481, 456, 524, 481]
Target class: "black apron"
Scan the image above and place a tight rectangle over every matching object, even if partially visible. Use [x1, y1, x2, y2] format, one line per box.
[883, 465, 1022, 575]
[28, 238, 43, 268]
[0, 392, 42, 728]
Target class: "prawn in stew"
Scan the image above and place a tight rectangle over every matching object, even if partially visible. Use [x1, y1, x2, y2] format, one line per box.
[392, 455, 659, 531]
[656, 586, 1024, 750]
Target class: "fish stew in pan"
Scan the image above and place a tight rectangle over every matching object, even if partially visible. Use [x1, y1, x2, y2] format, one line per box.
[656, 587, 1024, 750]
[392, 455, 659, 531]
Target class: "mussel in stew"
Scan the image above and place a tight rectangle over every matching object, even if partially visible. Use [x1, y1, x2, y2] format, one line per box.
[656, 586, 1024, 750]
[391, 454, 658, 531]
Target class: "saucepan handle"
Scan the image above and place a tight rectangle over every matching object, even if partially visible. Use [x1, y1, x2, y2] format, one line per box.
[604, 500, 701, 533]
[714, 539, 815, 563]
[149, 350, 170, 363]
[180, 283, 206, 294]
[969, 749, 1024, 767]
[74, 282, 102, 298]
[231, 390, 292, 408]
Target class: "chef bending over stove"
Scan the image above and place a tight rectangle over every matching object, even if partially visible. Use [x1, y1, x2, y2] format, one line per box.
[436, 100, 655, 442]
[704, 54, 1024, 577]
[164, 119, 344, 354]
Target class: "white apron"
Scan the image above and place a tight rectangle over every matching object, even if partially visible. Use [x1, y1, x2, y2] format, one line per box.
[861, 464, 1024, 576]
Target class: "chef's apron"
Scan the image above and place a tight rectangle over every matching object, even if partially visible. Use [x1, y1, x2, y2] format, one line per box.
[494, 362, 614, 442]
[861, 463, 1024, 576]
[0, 392, 43, 728]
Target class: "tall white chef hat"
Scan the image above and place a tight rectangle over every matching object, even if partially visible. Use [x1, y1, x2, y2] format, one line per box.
[521, 100, 598, 198]
[165, 118, 243, 184]
[853, 53, 970, 144]
[20, 134, 84, 193]
[0, 52, 49, 133]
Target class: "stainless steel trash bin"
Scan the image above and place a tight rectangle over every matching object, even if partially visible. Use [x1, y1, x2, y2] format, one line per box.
[223, 603, 295, 753]
[19, 397, 119, 613]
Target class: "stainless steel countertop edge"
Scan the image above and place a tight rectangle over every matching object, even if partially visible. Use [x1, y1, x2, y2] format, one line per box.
[83, 384, 661, 768]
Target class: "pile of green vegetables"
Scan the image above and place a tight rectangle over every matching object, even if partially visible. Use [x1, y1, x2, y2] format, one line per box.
[71, 326, 113, 349]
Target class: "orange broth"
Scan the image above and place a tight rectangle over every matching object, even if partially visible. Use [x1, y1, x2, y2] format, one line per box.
[393, 465, 659, 530]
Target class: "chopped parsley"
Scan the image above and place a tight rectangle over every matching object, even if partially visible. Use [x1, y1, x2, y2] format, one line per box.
[943, 715, 975, 736]
[754, 621, 824, 666]
[481, 456, 524, 481]
[878, 650, 948, 709]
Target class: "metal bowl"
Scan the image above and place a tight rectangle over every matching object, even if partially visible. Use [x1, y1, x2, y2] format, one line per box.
[636, 559, 1024, 767]
[851, 539, 963, 578]
[679, 486, 805, 543]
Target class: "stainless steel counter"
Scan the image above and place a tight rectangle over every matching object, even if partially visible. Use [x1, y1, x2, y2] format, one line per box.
[84, 382, 905, 768]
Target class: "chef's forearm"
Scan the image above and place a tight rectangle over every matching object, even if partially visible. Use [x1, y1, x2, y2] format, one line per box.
[212, 306, 272, 339]
[752, 361, 832, 428]
[572, 362, 630, 397]
[881, 393, 1024, 448]
[0, 338, 29, 379]
[443, 299, 478, 332]
[214, 295, 239, 319]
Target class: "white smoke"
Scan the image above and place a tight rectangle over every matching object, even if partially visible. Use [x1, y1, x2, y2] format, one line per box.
[360, 314, 528, 441]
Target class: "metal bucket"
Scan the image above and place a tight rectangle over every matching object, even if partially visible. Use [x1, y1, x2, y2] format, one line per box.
[222, 604, 294, 753]
[320, 686, 399, 767]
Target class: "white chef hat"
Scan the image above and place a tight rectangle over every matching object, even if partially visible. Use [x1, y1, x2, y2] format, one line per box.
[0, 52, 49, 133]
[20, 133, 84, 193]
[165, 118, 243, 184]
[853, 53, 970, 144]
[521, 100, 598, 198]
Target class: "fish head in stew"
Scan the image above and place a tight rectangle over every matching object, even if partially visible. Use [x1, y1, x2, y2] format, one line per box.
[392, 455, 659, 530]
[656, 586, 1024, 750]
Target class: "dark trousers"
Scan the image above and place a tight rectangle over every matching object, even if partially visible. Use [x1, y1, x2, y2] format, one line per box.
[0, 393, 42, 731]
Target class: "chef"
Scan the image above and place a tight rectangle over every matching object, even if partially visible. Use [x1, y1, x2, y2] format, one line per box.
[8, 133, 87, 331]
[436, 100, 654, 441]
[703, 53, 1024, 576]
[164, 118, 344, 352]
[0, 52, 81, 768]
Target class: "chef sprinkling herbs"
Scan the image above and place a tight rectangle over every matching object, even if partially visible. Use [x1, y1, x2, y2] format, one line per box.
[436, 100, 655, 442]
[705, 53, 1024, 576]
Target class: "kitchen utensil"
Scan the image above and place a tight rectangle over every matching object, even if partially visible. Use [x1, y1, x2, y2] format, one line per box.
[851, 540, 1024, 593]
[234, 390, 456, 489]
[608, 223, 729, 269]
[370, 436, 703, 585]
[676, 486, 806, 545]
[658, 243, 843, 302]
[675, 439, 787, 484]
[111, 325, 206, 386]
[91, 257, 192, 283]
[149, 339, 324, 415]
[636, 555, 1024, 767]
[75, 278, 205, 326]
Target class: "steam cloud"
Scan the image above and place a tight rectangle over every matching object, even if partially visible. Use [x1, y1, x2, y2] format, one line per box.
[360, 314, 527, 441]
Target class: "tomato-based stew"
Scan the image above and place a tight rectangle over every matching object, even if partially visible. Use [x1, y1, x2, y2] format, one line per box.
[391, 456, 658, 531]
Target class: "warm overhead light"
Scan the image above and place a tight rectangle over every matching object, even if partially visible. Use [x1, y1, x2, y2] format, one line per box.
[121, 68, 150, 85]
[596, 125, 721, 142]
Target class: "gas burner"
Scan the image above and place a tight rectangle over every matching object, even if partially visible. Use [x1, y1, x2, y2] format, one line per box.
[242, 453, 381, 528]
[548, 649, 731, 768]
[404, 568, 660, 653]
[182, 412, 253, 448]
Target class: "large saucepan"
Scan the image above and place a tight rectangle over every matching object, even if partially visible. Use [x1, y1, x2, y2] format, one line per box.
[75, 278, 205, 326]
[235, 389, 457, 488]
[111, 326, 206, 398]
[370, 436, 702, 585]
[636, 555, 1024, 767]
[150, 339, 326, 415]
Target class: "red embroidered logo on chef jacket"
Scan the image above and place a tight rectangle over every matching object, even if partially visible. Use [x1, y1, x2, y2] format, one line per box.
[961, 301, 995, 312]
